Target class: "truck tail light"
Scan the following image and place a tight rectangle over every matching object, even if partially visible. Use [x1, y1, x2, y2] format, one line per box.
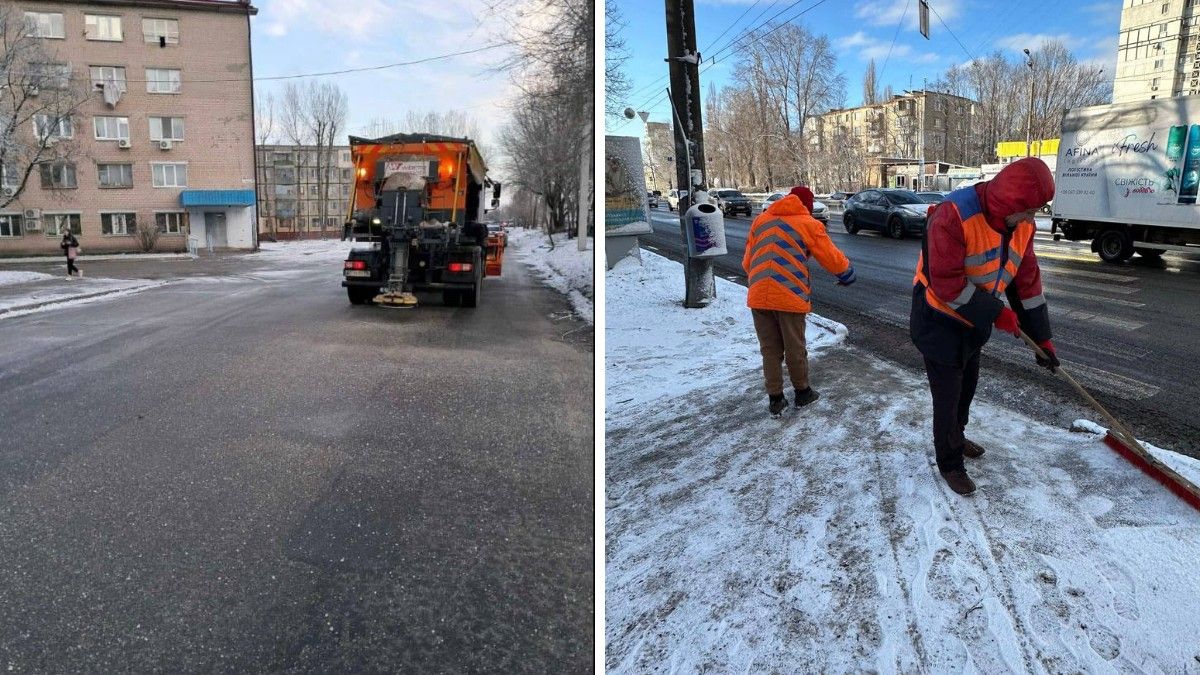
[344, 260, 368, 271]
[448, 262, 473, 273]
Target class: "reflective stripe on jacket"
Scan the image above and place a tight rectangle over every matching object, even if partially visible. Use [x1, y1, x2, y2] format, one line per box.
[743, 194, 852, 313]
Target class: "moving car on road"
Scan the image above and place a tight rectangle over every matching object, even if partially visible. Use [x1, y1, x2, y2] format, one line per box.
[759, 191, 828, 224]
[666, 189, 687, 211]
[712, 189, 753, 218]
[842, 188, 932, 239]
[647, 191, 659, 208]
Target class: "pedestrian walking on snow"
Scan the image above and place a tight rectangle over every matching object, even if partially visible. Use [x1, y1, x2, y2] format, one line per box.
[743, 186, 857, 416]
[60, 230, 81, 277]
[910, 157, 1059, 496]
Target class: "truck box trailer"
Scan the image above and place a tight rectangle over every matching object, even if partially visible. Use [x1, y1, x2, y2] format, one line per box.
[1052, 96, 1200, 262]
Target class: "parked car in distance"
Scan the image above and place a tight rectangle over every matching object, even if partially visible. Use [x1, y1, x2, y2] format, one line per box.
[760, 191, 785, 212]
[647, 191, 659, 208]
[667, 189, 687, 211]
[917, 191, 948, 204]
[711, 189, 753, 218]
[842, 188, 932, 238]
[758, 191, 828, 224]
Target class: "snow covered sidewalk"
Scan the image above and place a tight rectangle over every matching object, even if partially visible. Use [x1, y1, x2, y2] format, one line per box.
[0, 271, 164, 318]
[508, 229, 594, 323]
[606, 251, 1200, 673]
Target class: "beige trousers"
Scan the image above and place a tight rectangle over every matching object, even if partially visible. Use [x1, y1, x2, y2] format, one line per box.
[751, 309, 810, 395]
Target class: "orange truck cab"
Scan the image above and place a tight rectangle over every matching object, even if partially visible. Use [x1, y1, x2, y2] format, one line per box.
[340, 132, 502, 308]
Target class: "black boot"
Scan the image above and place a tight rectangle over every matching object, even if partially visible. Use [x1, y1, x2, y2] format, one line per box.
[768, 393, 787, 417]
[940, 469, 977, 496]
[793, 387, 820, 407]
[963, 438, 986, 459]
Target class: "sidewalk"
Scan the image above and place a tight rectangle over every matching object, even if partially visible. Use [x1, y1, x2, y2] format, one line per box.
[0, 240, 351, 317]
[605, 250, 1200, 672]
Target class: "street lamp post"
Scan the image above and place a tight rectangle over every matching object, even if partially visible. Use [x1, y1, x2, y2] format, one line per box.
[1024, 48, 1035, 157]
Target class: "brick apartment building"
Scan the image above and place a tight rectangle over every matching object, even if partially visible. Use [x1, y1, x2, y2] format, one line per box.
[0, 0, 258, 257]
[1113, 0, 1200, 103]
[255, 144, 354, 240]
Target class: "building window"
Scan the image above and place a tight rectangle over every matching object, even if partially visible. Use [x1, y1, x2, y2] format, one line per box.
[43, 213, 81, 237]
[1152, 77, 1161, 89]
[0, 164, 18, 189]
[34, 114, 73, 141]
[97, 163, 133, 188]
[0, 215, 23, 237]
[151, 162, 187, 187]
[89, 66, 128, 92]
[342, 184, 349, 196]
[156, 212, 187, 234]
[101, 212, 136, 235]
[145, 68, 181, 94]
[85, 15, 123, 41]
[148, 116, 185, 141]
[142, 18, 179, 45]
[1164, 2, 1170, 13]
[23, 12, 64, 38]
[1159, 24, 1169, 37]
[1155, 59, 1165, 69]
[30, 62, 71, 90]
[39, 162, 77, 189]
[93, 116, 129, 141]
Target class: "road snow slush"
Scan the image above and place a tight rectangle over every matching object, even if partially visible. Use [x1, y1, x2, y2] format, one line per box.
[606, 249, 1200, 672]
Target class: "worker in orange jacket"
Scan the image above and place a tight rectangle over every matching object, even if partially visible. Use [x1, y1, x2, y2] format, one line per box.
[910, 157, 1058, 496]
[743, 186, 856, 416]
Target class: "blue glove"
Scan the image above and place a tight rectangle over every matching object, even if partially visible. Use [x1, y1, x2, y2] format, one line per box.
[836, 265, 856, 286]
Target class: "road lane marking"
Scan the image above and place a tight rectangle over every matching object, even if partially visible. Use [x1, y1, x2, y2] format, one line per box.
[1046, 288, 1145, 308]
[1043, 277, 1140, 295]
[1059, 309, 1145, 331]
[1042, 267, 1138, 283]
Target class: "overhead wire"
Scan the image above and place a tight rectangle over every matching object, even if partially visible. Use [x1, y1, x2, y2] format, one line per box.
[878, 0, 913, 81]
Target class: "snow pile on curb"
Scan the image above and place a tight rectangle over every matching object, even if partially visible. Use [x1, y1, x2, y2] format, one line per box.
[0, 271, 57, 286]
[606, 249, 846, 409]
[509, 229, 594, 324]
[1072, 419, 1200, 489]
[606, 251, 1200, 673]
[254, 239, 351, 264]
[0, 279, 166, 317]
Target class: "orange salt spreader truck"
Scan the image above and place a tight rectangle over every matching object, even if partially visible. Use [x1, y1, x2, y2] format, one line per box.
[340, 132, 503, 308]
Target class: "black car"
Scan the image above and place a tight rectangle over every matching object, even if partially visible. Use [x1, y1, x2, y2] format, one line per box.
[842, 189, 933, 239]
[917, 191, 947, 204]
[712, 189, 752, 218]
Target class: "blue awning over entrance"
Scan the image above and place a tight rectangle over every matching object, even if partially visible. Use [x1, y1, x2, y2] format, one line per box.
[180, 189, 256, 208]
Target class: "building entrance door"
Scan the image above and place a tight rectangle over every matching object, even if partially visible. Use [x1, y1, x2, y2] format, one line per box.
[204, 211, 228, 250]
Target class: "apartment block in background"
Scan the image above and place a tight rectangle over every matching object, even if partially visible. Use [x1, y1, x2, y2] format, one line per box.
[255, 145, 354, 240]
[0, 0, 257, 257]
[1113, 0, 1200, 103]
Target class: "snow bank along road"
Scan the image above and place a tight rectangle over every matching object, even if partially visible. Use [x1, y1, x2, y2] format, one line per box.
[0, 241, 593, 672]
[606, 251, 1200, 673]
[644, 207, 1200, 459]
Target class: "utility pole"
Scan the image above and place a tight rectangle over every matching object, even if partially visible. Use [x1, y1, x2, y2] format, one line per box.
[665, 0, 714, 308]
[1024, 49, 1035, 157]
[919, 79, 926, 192]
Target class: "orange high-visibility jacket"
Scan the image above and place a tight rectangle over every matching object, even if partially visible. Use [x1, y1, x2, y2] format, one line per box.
[743, 195, 854, 313]
[910, 186, 1051, 362]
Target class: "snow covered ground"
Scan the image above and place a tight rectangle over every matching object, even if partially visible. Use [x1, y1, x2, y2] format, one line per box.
[508, 228, 594, 324]
[606, 250, 1200, 673]
[0, 275, 164, 317]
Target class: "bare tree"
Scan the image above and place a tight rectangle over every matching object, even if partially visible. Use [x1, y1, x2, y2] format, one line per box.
[863, 58, 880, 106]
[254, 90, 277, 236]
[605, 3, 631, 118]
[277, 80, 348, 236]
[0, 5, 91, 209]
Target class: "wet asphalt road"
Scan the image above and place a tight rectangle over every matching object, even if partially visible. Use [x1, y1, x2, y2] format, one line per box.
[0, 252, 593, 671]
[645, 206, 1200, 458]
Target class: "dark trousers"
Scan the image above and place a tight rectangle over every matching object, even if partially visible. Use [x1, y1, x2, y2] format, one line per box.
[923, 349, 981, 473]
[66, 255, 78, 275]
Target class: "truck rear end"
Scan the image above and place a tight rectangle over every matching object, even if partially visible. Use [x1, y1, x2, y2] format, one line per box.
[1053, 98, 1200, 262]
[341, 133, 502, 307]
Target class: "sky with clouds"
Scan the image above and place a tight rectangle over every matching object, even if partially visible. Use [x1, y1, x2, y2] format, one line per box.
[607, 0, 1124, 137]
[249, 0, 519, 150]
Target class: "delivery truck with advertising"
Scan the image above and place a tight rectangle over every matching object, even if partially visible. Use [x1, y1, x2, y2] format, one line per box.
[1052, 97, 1200, 263]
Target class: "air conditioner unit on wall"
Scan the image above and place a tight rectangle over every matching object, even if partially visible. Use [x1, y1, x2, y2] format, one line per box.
[1, 187, 14, 197]
[159, 140, 172, 150]
[24, 209, 41, 229]
[118, 138, 131, 148]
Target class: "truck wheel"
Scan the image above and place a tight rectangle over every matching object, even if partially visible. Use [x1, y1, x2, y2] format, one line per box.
[442, 290, 462, 306]
[347, 287, 375, 305]
[1097, 228, 1134, 263]
[844, 213, 859, 235]
[887, 216, 905, 239]
[461, 282, 480, 308]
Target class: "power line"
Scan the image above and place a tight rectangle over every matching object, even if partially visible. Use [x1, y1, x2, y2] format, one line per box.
[879, 0, 912, 81]
[57, 40, 520, 85]
[927, 1, 976, 63]
[700, 0, 765, 55]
